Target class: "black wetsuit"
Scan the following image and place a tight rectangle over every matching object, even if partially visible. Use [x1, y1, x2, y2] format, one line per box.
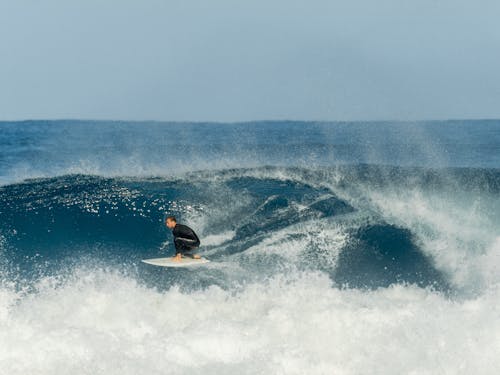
[172, 223, 200, 255]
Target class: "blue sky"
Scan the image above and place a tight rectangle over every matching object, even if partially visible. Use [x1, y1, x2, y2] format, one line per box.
[1, 0, 499, 121]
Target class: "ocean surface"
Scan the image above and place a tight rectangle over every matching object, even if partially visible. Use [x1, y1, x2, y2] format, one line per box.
[0, 120, 499, 374]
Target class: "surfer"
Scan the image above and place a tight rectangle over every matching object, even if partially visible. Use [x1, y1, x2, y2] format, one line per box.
[165, 216, 201, 261]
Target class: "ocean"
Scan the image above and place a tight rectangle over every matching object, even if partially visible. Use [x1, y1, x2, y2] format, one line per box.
[0, 120, 499, 374]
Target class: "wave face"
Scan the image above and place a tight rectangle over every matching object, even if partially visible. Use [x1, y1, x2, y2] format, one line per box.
[1, 120, 499, 374]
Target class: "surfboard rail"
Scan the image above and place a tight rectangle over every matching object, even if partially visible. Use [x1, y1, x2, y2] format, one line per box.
[141, 257, 210, 268]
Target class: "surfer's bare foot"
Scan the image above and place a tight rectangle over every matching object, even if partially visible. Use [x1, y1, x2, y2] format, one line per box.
[193, 254, 201, 259]
[172, 254, 182, 262]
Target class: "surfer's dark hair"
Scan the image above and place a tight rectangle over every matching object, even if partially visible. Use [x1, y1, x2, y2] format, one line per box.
[166, 216, 176, 223]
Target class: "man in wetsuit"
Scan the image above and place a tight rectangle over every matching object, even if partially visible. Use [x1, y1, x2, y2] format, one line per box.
[165, 216, 201, 261]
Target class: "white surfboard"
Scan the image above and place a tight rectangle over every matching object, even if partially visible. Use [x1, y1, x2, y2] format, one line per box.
[141, 257, 210, 268]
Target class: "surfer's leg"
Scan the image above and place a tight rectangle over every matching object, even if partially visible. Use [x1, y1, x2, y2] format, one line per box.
[173, 238, 183, 254]
[185, 244, 201, 259]
[182, 244, 201, 258]
[174, 237, 200, 258]
[173, 238, 188, 261]
[174, 238, 192, 253]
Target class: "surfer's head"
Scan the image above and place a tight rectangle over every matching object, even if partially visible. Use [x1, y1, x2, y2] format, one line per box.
[165, 216, 177, 229]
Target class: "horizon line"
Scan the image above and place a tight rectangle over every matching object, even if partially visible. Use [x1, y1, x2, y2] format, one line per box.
[1, 118, 500, 124]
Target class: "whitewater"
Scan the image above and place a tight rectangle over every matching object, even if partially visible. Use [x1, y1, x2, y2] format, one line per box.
[0, 120, 499, 374]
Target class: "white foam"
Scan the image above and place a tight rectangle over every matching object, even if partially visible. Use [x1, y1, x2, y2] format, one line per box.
[201, 231, 236, 247]
[242, 219, 349, 268]
[0, 269, 499, 374]
[353, 187, 500, 292]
